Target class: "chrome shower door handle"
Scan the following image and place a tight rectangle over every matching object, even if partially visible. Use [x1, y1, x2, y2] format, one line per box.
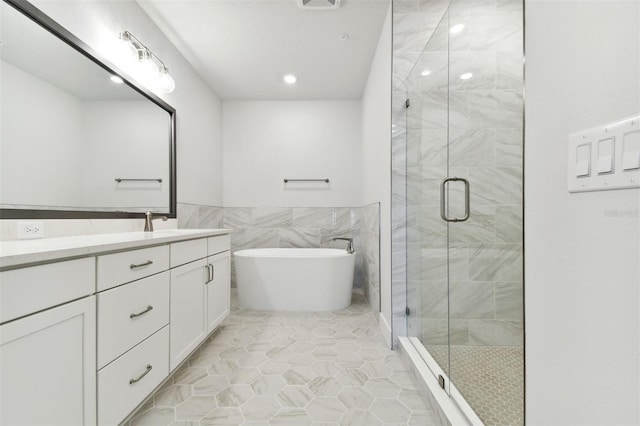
[440, 177, 470, 222]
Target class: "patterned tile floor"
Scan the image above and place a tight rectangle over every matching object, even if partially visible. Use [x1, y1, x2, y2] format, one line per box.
[126, 292, 440, 426]
[427, 345, 524, 426]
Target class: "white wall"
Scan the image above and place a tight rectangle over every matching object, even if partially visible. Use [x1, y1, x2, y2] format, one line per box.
[362, 7, 392, 338]
[1, 61, 84, 208]
[525, 1, 640, 424]
[81, 100, 170, 210]
[223, 100, 362, 207]
[28, 0, 223, 207]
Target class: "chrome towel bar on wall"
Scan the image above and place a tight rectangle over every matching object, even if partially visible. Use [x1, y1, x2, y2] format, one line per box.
[283, 178, 330, 183]
[115, 178, 163, 183]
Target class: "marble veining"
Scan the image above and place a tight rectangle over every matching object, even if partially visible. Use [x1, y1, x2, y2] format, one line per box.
[468, 90, 523, 129]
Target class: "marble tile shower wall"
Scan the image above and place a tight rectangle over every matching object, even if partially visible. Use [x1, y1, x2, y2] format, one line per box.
[177, 203, 380, 313]
[392, 0, 524, 347]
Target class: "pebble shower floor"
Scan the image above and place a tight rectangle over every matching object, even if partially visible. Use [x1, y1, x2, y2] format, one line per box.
[126, 291, 440, 425]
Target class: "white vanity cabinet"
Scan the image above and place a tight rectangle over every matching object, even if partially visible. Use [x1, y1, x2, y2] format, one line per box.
[96, 246, 171, 425]
[0, 229, 231, 426]
[0, 262, 97, 426]
[169, 235, 230, 370]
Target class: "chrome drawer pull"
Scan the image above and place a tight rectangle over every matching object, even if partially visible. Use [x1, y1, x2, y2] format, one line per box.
[129, 364, 152, 384]
[130, 260, 153, 269]
[129, 305, 153, 319]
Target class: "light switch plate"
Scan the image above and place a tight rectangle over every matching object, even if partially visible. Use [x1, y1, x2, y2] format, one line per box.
[568, 115, 640, 192]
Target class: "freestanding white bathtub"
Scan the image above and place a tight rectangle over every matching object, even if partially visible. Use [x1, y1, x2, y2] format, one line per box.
[234, 248, 355, 311]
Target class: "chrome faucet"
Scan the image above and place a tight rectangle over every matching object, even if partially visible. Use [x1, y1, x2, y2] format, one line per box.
[332, 237, 354, 254]
[144, 211, 168, 232]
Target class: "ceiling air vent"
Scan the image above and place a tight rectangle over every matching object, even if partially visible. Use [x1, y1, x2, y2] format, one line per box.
[297, 0, 341, 10]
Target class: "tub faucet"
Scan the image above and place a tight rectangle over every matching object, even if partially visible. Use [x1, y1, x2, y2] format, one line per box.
[144, 211, 168, 232]
[332, 237, 354, 254]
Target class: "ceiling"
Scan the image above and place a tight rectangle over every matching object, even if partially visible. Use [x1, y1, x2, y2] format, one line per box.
[137, 0, 391, 100]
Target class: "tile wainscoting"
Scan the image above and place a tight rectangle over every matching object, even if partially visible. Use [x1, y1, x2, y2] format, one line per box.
[177, 203, 380, 313]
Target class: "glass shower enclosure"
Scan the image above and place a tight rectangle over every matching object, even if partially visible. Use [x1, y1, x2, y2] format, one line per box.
[393, 0, 524, 424]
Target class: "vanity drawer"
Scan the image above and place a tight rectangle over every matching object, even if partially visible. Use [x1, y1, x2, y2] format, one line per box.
[97, 326, 169, 426]
[97, 271, 170, 369]
[208, 234, 230, 256]
[97, 245, 169, 291]
[170, 238, 207, 268]
[0, 257, 95, 324]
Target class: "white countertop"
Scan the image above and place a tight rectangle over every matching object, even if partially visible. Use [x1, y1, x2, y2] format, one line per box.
[0, 229, 231, 269]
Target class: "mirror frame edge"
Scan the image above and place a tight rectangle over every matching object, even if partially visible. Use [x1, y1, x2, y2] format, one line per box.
[0, 0, 177, 220]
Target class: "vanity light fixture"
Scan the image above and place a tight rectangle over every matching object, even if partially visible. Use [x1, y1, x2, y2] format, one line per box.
[116, 31, 175, 93]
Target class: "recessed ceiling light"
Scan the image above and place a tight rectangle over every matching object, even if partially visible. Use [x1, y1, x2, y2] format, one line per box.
[420, 69, 432, 77]
[460, 72, 473, 80]
[110, 75, 124, 84]
[450, 24, 465, 34]
[283, 74, 297, 84]
[339, 33, 350, 41]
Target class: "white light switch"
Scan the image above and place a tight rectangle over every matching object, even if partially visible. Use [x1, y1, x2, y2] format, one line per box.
[575, 143, 591, 177]
[568, 115, 639, 192]
[596, 137, 614, 174]
[622, 130, 640, 171]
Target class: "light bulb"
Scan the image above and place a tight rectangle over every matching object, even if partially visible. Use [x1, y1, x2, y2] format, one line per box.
[420, 69, 431, 77]
[139, 51, 160, 88]
[158, 68, 176, 93]
[283, 74, 297, 84]
[113, 32, 139, 71]
[460, 72, 473, 80]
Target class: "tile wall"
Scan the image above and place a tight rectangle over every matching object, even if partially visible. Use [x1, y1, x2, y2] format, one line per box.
[177, 203, 380, 313]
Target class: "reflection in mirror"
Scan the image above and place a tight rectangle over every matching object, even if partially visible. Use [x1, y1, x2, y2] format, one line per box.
[0, 0, 176, 218]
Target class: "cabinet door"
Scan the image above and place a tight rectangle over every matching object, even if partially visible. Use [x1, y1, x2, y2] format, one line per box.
[1, 296, 97, 426]
[169, 258, 207, 371]
[206, 252, 230, 334]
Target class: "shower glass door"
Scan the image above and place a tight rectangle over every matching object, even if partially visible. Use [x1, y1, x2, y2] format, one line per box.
[405, 9, 452, 394]
[404, 0, 524, 423]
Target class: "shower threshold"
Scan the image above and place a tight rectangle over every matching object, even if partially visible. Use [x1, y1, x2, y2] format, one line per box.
[398, 336, 483, 426]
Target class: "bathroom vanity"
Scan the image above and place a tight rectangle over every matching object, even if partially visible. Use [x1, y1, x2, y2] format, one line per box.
[0, 229, 231, 425]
